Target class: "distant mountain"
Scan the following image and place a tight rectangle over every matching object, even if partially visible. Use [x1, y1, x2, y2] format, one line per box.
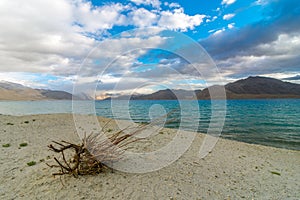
[131, 89, 197, 100]
[197, 76, 300, 99]
[0, 81, 29, 90]
[4, 76, 298, 101]
[102, 89, 197, 100]
[226, 76, 300, 95]
[0, 81, 45, 100]
[0, 81, 90, 100]
[103, 76, 300, 100]
[75, 92, 94, 100]
[36, 89, 73, 100]
[196, 85, 228, 99]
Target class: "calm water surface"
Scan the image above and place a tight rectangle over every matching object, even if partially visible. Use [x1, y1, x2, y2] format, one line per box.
[0, 99, 299, 150]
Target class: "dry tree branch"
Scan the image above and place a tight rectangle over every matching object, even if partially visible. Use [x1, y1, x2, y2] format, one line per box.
[47, 122, 143, 177]
[47, 110, 178, 177]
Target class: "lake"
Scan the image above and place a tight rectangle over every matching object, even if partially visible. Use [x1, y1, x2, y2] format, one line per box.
[0, 99, 299, 150]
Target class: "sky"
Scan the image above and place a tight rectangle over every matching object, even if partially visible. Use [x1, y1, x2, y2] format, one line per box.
[0, 0, 299, 97]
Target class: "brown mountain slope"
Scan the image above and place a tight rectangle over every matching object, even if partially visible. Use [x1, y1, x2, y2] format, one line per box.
[132, 89, 197, 100]
[0, 82, 46, 100]
[197, 76, 300, 99]
[104, 77, 300, 100]
[0, 81, 88, 100]
[226, 76, 300, 95]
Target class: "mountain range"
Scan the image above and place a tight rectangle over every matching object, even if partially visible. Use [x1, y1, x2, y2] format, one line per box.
[1, 76, 300, 101]
[105, 76, 300, 100]
[0, 81, 91, 100]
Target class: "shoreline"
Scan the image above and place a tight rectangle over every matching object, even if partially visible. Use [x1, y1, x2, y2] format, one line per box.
[1, 114, 299, 199]
[1, 112, 299, 151]
[1, 97, 300, 102]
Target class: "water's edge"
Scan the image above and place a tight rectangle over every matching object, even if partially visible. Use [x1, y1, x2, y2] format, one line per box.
[0, 99, 299, 150]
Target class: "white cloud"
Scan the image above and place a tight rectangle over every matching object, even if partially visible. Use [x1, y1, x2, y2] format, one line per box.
[0, 0, 205, 75]
[0, 0, 124, 74]
[254, 0, 270, 6]
[223, 13, 235, 20]
[206, 16, 217, 23]
[130, 0, 161, 9]
[213, 28, 226, 35]
[0, 72, 74, 91]
[168, 3, 181, 8]
[258, 72, 300, 82]
[129, 8, 158, 27]
[216, 33, 300, 79]
[256, 34, 300, 58]
[228, 23, 235, 29]
[158, 8, 206, 32]
[73, 1, 128, 33]
[0, 0, 210, 93]
[221, 0, 236, 6]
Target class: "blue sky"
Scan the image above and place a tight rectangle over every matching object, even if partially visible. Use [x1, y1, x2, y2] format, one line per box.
[89, 0, 266, 39]
[0, 0, 299, 97]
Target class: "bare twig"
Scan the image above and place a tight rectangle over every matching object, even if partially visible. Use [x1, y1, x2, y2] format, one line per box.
[47, 125, 141, 177]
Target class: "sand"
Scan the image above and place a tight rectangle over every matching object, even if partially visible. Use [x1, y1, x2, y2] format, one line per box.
[0, 114, 299, 199]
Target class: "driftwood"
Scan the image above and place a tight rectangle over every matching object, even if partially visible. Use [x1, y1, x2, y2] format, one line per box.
[47, 111, 177, 177]
[47, 128, 140, 177]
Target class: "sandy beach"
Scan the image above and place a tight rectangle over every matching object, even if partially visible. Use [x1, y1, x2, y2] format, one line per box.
[0, 114, 299, 199]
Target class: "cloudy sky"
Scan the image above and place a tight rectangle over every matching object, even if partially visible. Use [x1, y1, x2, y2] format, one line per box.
[0, 0, 299, 97]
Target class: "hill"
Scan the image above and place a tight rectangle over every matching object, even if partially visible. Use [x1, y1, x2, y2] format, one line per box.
[131, 89, 197, 100]
[103, 76, 300, 100]
[4, 76, 299, 101]
[226, 76, 300, 95]
[0, 81, 89, 100]
[197, 76, 300, 99]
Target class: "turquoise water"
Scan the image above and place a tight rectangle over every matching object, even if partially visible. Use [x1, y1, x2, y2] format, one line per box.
[0, 99, 299, 150]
